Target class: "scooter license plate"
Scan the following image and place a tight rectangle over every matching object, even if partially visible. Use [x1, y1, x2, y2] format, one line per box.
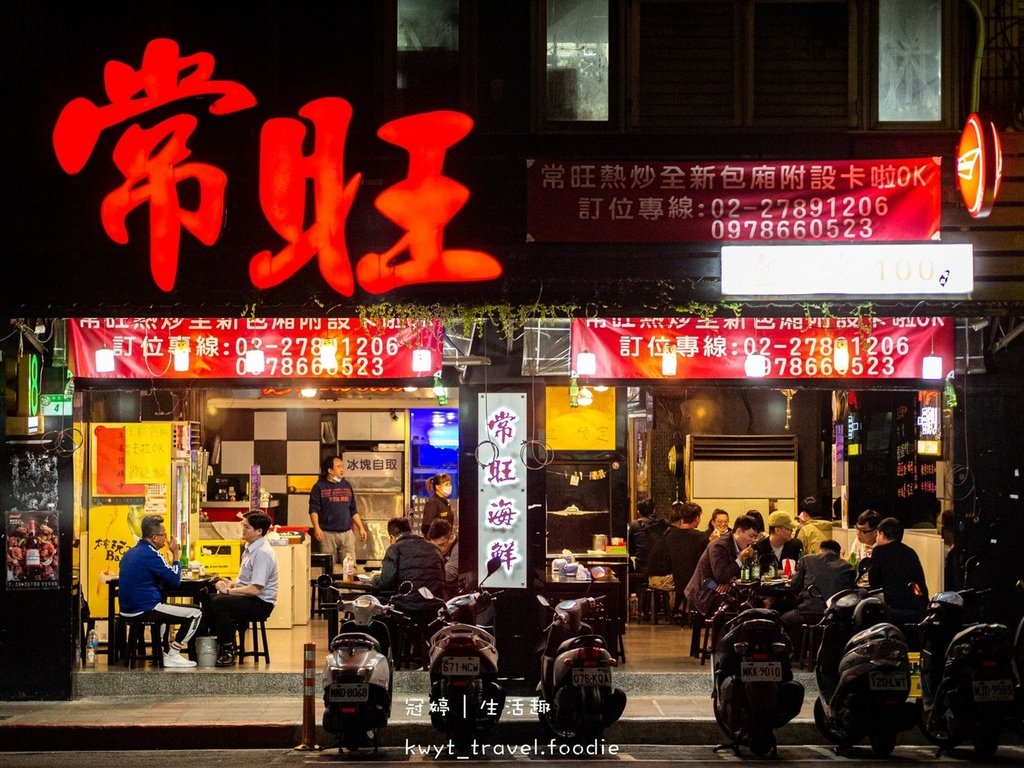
[571, 667, 611, 686]
[441, 656, 480, 676]
[328, 683, 369, 702]
[740, 661, 782, 682]
[868, 670, 908, 691]
[972, 679, 1014, 702]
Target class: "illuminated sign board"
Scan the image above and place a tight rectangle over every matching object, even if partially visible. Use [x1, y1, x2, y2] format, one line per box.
[52, 38, 500, 296]
[477, 393, 527, 589]
[720, 243, 973, 296]
[571, 317, 954, 380]
[957, 112, 1003, 218]
[527, 158, 941, 242]
[68, 317, 442, 379]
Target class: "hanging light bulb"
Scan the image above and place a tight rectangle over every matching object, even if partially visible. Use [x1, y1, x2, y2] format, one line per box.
[661, 352, 677, 377]
[299, 387, 318, 398]
[833, 337, 849, 375]
[568, 373, 580, 408]
[921, 354, 944, 380]
[575, 350, 597, 377]
[578, 386, 594, 406]
[744, 352, 769, 377]
[94, 347, 115, 373]
[245, 349, 265, 374]
[432, 371, 448, 406]
[411, 347, 433, 374]
[171, 339, 190, 372]
[319, 338, 338, 370]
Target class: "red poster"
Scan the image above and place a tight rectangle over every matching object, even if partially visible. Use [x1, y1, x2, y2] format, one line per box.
[93, 425, 147, 495]
[68, 318, 443, 380]
[527, 158, 941, 242]
[571, 317, 954, 380]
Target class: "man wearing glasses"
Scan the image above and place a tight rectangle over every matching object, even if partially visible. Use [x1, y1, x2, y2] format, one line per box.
[852, 509, 881, 584]
[207, 511, 279, 667]
[118, 515, 203, 668]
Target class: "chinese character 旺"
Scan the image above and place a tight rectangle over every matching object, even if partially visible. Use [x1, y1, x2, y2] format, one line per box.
[356, 111, 502, 293]
[250, 97, 363, 296]
[485, 459, 518, 486]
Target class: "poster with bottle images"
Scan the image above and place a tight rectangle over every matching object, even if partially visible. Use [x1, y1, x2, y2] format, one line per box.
[6, 511, 60, 590]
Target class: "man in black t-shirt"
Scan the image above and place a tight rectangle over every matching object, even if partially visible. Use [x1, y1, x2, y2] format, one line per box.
[648, 501, 709, 614]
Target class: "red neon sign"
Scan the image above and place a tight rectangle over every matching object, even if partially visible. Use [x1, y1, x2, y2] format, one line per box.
[957, 113, 1003, 218]
[52, 38, 501, 295]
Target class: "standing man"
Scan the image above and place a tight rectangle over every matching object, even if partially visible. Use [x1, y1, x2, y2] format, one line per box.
[118, 515, 202, 668]
[310, 455, 368, 571]
[868, 516, 929, 625]
[207, 511, 279, 667]
[684, 515, 759, 615]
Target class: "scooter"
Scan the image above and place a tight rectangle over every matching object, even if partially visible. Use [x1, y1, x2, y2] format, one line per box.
[918, 587, 1017, 759]
[317, 574, 407, 753]
[812, 587, 917, 757]
[424, 557, 506, 752]
[535, 594, 627, 742]
[710, 582, 804, 757]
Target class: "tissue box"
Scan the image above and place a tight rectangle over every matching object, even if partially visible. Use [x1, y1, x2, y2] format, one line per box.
[605, 545, 627, 555]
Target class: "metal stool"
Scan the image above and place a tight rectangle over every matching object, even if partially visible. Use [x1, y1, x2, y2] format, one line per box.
[799, 621, 824, 669]
[237, 619, 270, 664]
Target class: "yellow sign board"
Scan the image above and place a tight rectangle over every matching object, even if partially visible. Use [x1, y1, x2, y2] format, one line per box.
[124, 422, 172, 484]
[545, 387, 616, 450]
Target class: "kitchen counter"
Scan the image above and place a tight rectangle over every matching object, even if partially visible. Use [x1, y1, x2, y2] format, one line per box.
[201, 499, 279, 524]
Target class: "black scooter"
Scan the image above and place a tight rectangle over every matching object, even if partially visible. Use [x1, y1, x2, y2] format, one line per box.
[710, 582, 804, 757]
[918, 587, 1018, 759]
[424, 557, 505, 752]
[812, 587, 917, 757]
[536, 594, 627, 742]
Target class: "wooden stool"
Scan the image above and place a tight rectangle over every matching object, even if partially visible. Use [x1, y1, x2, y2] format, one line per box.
[641, 586, 673, 624]
[799, 622, 824, 669]
[237, 619, 270, 664]
[121, 616, 166, 669]
[688, 610, 714, 665]
[310, 553, 334, 619]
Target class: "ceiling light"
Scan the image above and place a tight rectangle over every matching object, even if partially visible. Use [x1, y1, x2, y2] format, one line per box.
[576, 350, 597, 377]
[95, 347, 115, 373]
[299, 387, 318, 398]
[245, 349, 265, 375]
[412, 347, 433, 373]
[578, 386, 594, 406]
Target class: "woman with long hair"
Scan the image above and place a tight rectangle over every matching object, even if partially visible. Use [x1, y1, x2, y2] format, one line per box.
[420, 472, 455, 536]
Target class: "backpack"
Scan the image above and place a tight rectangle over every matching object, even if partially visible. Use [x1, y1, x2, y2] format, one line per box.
[632, 517, 669, 570]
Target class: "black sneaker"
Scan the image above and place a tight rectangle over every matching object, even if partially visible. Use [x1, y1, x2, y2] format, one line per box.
[215, 645, 236, 667]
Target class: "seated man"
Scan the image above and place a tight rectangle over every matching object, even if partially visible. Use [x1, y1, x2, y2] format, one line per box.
[780, 539, 856, 642]
[427, 518, 459, 599]
[118, 515, 202, 668]
[207, 511, 279, 667]
[754, 511, 804, 575]
[684, 515, 759, 616]
[868, 516, 928, 625]
[795, 496, 832, 555]
[647, 501, 708, 616]
[373, 516, 446, 615]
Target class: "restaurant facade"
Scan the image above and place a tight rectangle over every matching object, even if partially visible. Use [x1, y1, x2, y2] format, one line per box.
[2, 0, 1023, 700]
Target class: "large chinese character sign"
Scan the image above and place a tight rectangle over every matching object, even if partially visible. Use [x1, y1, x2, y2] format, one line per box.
[477, 393, 527, 589]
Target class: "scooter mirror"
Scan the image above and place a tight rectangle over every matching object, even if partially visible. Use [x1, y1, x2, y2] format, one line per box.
[537, 594, 551, 608]
[418, 586, 435, 600]
[478, 556, 503, 588]
[398, 580, 414, 595]
[317, 573, 335, 588]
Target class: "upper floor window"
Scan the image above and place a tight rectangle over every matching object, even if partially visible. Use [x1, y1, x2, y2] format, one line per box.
[877, 0, 943, 122]
[395, 0, 467, 115]
[544, 0, 611, 122]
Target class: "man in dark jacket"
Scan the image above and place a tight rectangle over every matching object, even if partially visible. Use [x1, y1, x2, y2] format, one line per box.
[869, 516, 928, 624]
[647, 501, 709, 614]
[684, 515, 759, 615]
[373, 516, 446, 614]
[780, 539, 856, 641]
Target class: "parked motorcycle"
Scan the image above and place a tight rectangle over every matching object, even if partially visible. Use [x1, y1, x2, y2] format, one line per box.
[918, 587, 1018, 759]
[812, 587, 917, 757]
[535, 594, 627, 742]
[317, 574, 408, 753]
[424, 557, 505, 751]
[710, 582, 804, 757]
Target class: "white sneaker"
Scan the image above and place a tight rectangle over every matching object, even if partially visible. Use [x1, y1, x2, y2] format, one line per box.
[163, 651, 197, 668]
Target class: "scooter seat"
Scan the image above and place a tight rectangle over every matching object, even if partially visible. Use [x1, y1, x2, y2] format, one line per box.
[330, 632, 382, 653]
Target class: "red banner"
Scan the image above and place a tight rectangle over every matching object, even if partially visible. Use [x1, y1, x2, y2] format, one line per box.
[527, 158, 941, 243]
[68, 318, 442, 379]
[571, 317, 954, 380]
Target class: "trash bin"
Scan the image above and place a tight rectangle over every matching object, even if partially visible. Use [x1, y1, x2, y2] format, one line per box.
[196, 636, 218, 668]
